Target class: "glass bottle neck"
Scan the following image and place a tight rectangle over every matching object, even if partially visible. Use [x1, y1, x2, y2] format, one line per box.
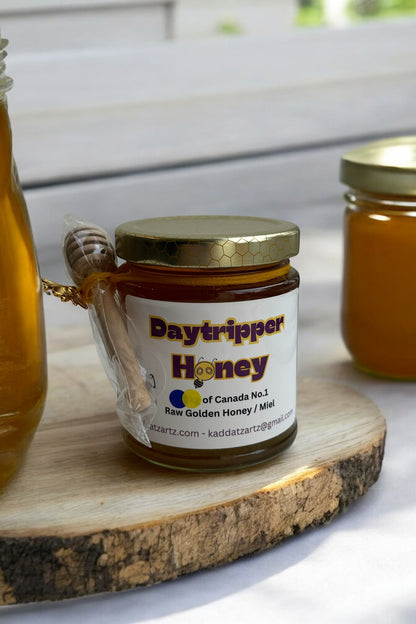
[345, 189, 416, 210]
[0, 38, 13, 101]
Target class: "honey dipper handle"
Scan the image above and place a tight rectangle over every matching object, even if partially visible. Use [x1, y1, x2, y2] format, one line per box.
[94, 282, 151, 408]
[62, 216, 155, 447]
[90, 281, 154, 446]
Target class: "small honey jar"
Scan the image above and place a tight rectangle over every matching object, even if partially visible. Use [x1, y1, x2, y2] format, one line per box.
[341, 136, 416, 379]
[114, 215, 300, 471]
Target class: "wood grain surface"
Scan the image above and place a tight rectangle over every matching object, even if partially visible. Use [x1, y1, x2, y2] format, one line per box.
[0, 326, 386, 605]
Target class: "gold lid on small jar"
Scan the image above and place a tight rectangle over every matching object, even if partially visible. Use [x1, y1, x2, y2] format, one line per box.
[115, 215, 299, 269]
[340, 136, 416, 196]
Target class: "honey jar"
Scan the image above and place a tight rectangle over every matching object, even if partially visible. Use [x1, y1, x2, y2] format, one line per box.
[0, 37, 47, 490]
[114, 215, 300, 471]
[341, 136, 416, 379]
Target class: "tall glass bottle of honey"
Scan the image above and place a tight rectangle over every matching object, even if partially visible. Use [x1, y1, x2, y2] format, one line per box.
[0, 36, 47, 490]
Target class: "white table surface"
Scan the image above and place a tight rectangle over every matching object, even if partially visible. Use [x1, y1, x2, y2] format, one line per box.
[2, 229, 415, 623]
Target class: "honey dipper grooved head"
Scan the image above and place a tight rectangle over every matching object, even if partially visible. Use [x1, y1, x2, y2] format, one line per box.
[64, 224, 117, 286]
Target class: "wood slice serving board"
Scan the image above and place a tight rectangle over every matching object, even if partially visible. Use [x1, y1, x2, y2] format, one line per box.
[0, 327, 386, 605]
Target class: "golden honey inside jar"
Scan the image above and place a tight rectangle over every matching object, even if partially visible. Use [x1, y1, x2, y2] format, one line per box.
[341, 136, 416, 379]
[115, 215, 300, 471]
[0, 38, 47, 490]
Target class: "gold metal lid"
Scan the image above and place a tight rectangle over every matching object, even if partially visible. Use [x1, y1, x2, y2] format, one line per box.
[115, 215, 299, 269]
[340, 136, 416, 196]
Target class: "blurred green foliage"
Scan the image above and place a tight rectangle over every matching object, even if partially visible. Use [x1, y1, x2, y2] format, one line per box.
[216, 19, 243, 35]
[297, 0, 416, 27]
[297, 0, 324, 26]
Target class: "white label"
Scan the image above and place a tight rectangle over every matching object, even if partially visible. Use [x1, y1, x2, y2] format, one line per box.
[126, 289, 298, 449]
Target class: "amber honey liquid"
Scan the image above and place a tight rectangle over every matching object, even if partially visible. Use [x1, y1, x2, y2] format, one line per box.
[342, 194, 416, 378]
[0, 101, 47, 490]
[116, 261, 299, 471]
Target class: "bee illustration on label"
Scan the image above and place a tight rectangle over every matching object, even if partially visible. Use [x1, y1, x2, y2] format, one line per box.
[194, 358, 216, 388]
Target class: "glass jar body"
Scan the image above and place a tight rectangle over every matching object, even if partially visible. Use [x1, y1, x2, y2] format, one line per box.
[116, 260, 299, 471]
[0, 99, 47, 490]
[342, 190, 416, 379]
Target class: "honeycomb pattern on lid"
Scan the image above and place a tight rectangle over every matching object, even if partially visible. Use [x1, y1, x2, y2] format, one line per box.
[115, 215, 299, 268]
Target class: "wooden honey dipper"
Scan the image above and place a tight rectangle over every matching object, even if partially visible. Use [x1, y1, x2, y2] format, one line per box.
[63, 220, 153, 442]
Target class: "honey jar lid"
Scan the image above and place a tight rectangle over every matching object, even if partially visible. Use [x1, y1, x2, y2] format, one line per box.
[340, 136, 416, 196]
[115, 215, 299, 268]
